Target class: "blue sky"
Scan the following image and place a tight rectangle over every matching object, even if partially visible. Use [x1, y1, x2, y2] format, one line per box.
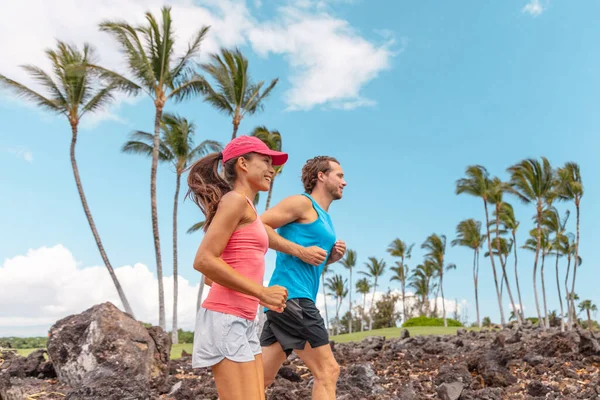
[1, 0, 599, 336]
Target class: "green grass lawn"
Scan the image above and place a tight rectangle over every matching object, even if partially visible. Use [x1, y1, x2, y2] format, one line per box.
[9, 326, 472, 361]
[330, 326, 472, 343]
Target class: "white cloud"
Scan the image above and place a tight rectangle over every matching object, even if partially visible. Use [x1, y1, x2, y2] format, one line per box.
[0, 0, 393, 121]
[6, 147, 33, 163]
[0, 244, 208, 337]
[522, 0, 545, 16]
[248, 4, 395, 110]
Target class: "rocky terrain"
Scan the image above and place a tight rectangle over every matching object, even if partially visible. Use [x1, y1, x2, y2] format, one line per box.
[2, 304, 600, 399]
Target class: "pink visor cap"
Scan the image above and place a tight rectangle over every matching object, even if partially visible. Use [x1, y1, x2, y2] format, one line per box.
[222, 135, 288, 166]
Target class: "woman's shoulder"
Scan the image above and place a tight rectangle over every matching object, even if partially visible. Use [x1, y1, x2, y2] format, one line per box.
[218, 191, 248, 212]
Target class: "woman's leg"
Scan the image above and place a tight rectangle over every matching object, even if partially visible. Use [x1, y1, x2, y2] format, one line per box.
[212, 357, 264, 400]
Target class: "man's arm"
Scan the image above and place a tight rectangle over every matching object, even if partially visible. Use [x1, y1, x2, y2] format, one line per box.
[261, 195, 327, 266]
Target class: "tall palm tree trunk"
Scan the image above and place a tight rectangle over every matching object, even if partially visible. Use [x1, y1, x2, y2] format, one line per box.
[369, 278, 378, 330]
[70, 123, 134, 317]
[171, 173, 181, 344]
[565, 256, 572, 329]
[321, 274, 329, 333]
[541, 252, 549, 328]
[196, 275, 206, 312]
[473, 249, 481, 328]
[440, 274, 447, 327]
[361, 294, 366, 332]
[265, 176, 276, 210]
[495, 214, 522, 326]
[532, 203, 544, 329]
[512, 232, 524, 320]
[152, 105, 166, 330]
[555, 252, 564, 332]
[587, 309, 591, 331]
[348, 269, 353, 334]
[569, 204, 580, 331]
[401, 282, 406, 324]
[231, 110, 241, 140]
[483, 199, 506, 325]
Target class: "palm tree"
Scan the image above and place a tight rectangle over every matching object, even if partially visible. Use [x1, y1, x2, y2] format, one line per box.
[339, 249, 357, 334]
[355, 278, 371, 332]
[122, 113, 221, 343]
[0, 41, 135, 317]
[561, 234, 581, 329]
[451, 219, 484, 328]
[522, 228, 551, 328]
[98, 6, 209, 330]
[496, 202, 524, 320]
[542, 207, 570, 332]
[387, 239, 414, 322]
[422, 234, 455, 327]
[201, 48, 278, 139]
[360, 257, 387, 330]
[456, 165, 506, 325]
[250, 126, 283, 210]
[321, 263, 332, 333]
[487, 177, 522, 326]
[409, 262, 437, 317]
[556, 162, 584, 331]
[325, 274, 348, 335]
[578, 300, 597, 331]
[507, 157, 555, 330]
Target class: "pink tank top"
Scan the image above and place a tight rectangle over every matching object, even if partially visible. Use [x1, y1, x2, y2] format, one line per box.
[202, 196, 268, 320]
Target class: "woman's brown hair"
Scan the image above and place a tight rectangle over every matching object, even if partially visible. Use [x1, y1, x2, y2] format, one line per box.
[186, 152, 251, 230]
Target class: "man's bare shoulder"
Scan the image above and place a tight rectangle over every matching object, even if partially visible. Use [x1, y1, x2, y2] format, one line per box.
[279, 194, 312, 210]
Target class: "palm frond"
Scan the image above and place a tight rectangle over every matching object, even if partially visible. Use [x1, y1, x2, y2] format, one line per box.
[80, 85, 116, 117]
[243, 78, 279, 116]
[0, 74, 65, 114]
[170, 25, 210, 79]
[187, 220, 206, 234]
[168, 74, 208, 102]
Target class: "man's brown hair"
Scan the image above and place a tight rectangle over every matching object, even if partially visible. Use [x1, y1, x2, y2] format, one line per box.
[301, 156, 340, 194]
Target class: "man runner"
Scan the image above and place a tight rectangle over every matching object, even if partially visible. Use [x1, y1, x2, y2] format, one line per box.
[259, 156, 347, 400]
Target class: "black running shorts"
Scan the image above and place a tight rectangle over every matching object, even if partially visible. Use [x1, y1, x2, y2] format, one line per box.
[259, 298, 329, 356]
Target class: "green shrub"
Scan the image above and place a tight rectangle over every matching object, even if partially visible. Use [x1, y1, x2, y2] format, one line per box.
[402, 316, 463, 327]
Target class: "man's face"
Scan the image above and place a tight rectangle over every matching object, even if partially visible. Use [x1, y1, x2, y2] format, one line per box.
[320, 161, 346, 200]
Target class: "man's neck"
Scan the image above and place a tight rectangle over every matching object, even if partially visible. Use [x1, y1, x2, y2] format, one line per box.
[308, 188, 333, 212]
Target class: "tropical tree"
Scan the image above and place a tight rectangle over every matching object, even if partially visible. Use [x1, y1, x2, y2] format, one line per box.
[387, 239, 414, 322]
[355, 278, 371, 332]
[339, 249, 357, 334]
[487, 177, 522, 326]
[0, 41, 135, 317]
[409, 262, 437, 317]
[321, 263, 332, 333]
[122, 113, 221, 343]
[556, 162, 584, 331]
[456, 165, 506, 325]
[250, 126, 283, 210]
[451, 219, 484, 328]
[522, 228, 552, 328]
[360, 257, 387, 330]
[98, 6, 210, 329]
[422, 234, 455, 327]
[578, 300, 597, 331]
[325, 274, 348, 335]
[561, 234, 581, 329]
[201, 48, 278, 139]
[507, 157, 555, 330]
[496, 202, 524, 320]
[542, 207, 570, 332]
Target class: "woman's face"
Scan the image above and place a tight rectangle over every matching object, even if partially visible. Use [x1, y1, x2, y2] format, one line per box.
[244, 153, 275, 192]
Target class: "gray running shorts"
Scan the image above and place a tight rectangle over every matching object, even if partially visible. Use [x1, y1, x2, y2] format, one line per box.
[192, 307, 261, 368]
[260, 298, 329, 356]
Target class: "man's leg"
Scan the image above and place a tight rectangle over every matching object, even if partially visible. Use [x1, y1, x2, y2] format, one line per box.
[261, 343, 288, 388]
[295, 342, 340, 400]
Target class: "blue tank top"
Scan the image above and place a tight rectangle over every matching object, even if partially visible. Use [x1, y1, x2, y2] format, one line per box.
[267, 193, 337, 303]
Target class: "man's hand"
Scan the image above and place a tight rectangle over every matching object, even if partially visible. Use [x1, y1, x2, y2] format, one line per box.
[298, 246, 328, 266]
[327, 240, 346, 264]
